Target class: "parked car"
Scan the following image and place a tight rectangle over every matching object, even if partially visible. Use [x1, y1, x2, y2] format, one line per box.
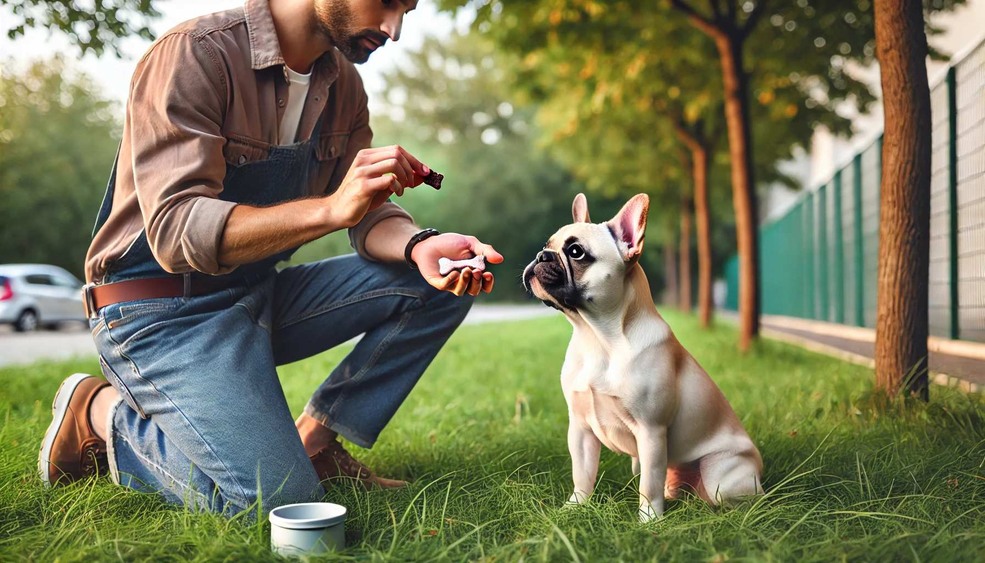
[0, 264, 86, 332]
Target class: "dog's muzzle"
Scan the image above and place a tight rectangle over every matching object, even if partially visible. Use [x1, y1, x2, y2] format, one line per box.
[524, 249, 576, 310]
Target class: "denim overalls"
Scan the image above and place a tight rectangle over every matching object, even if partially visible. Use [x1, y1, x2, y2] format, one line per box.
[89, 116, 473, 515]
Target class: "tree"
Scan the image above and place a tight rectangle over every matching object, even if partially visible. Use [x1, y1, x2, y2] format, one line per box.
[873, 0, 931, 400]
[0, 58, 121, 278]
[673, 116, 720, 325]
[3, 0, 160, 56]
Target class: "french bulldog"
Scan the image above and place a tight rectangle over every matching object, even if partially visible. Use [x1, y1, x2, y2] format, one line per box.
[522, 193, 763, 522]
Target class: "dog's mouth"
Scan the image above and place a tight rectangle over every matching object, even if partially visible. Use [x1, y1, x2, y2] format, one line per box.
[523, 259, 580, 311]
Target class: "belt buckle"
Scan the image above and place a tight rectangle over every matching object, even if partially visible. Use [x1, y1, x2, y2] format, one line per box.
[82, 284, 96, 318]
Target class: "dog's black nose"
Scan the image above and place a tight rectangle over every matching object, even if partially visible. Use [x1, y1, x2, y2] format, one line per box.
[536, 250, 557, 263]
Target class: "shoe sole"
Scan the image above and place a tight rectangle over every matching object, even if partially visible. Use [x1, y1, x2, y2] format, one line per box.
[38, 373, 93, 488]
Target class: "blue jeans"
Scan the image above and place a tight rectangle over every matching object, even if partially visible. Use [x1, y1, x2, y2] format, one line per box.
[90, 254, 473, 515]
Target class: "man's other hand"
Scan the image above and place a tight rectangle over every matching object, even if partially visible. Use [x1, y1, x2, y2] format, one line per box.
[412, 233, 504, 296]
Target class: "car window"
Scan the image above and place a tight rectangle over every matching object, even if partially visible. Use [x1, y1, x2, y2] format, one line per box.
[24, 274, 55, 286]
[53, 275, 82, 289]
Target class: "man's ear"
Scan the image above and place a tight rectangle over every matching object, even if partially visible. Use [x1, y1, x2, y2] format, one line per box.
[607, 194, 649, 263]
[572, 193, 591, 223]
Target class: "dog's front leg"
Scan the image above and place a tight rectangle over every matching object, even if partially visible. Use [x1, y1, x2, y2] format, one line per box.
[567, 421, 601, 505]
[637, 425, 668, 522]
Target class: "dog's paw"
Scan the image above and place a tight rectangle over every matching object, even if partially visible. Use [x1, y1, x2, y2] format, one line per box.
[565, 491, 590, 506]
[638, 504, 664, 523]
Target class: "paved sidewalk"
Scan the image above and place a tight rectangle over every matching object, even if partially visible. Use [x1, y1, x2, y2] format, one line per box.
[725, 312, 984, 393]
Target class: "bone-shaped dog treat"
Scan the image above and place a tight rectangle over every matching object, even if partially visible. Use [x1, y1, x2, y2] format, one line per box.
[438, 255, 486, 276]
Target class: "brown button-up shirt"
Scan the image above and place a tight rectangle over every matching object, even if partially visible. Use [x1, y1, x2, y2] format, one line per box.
[84, 0, 412, 283]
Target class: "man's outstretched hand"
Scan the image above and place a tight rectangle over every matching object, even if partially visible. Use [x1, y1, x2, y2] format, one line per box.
[411, 233, 504, 296]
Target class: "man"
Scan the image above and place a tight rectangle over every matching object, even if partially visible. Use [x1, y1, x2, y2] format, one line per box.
[37, 0, 503, 515]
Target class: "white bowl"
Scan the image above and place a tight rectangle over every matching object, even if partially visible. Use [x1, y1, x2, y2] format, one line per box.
[269, 502, 347, 556]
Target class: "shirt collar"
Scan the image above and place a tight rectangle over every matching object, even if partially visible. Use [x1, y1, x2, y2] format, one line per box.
[244, 0, 339, 83]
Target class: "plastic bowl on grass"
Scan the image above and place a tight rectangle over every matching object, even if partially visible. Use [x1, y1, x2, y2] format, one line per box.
[269, 502, 347, 556]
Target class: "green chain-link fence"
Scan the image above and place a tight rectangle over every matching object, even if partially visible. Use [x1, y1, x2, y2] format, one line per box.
[725, 36, 985, 343]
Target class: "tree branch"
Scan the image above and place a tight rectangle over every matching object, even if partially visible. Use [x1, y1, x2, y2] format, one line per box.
[740, 0, 768, 39]
[725, 0, 737, 22]
[709, 0, 724, 20]
[669, 111, 704, 154]
[670, 0, 725, 38]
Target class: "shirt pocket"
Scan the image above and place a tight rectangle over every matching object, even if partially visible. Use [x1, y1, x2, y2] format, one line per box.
[223, 134, 271, 167]
[314, 132, 350, 194]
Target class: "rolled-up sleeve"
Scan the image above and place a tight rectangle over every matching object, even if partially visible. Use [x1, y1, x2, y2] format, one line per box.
[128, 32, 237, 275]
[338, 83, 413, 260]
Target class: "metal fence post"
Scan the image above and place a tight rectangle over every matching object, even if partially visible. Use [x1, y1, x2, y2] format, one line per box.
[818, 184, 829, 321]
[833, 170, 845, 324]
[853, 154, 865, 327]
[804, 193, 815, 319]
[947, 66, 961, 340]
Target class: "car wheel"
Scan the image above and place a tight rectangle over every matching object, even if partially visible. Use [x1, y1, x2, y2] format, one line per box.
[14, 309, 39, 332]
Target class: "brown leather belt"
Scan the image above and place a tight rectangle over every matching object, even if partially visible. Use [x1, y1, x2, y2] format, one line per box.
[82, 276, 232, 317]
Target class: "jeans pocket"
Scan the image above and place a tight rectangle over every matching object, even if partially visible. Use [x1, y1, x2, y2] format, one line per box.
[102, 297, 183, 347]
[98, 355, 148, 419]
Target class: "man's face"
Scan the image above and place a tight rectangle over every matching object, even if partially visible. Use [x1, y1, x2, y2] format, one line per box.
[315, 0, 418, 64]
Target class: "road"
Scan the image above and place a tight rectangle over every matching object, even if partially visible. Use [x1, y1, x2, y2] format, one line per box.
[0, 303, 557, 367]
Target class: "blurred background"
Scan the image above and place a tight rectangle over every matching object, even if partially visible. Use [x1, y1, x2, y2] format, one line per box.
[1, 0, 983, 308]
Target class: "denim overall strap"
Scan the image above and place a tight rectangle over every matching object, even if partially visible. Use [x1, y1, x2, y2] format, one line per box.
[98, 115, 328, 283]
[91, 144, 121, 238]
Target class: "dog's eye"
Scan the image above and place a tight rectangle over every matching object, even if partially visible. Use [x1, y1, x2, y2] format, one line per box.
[566, 244, 586, 260]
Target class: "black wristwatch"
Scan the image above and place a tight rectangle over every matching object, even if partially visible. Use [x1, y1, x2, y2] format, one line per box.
[404, 228, 441, 270]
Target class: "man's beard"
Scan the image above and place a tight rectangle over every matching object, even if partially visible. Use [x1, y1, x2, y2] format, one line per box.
[314, 0, 382, 64]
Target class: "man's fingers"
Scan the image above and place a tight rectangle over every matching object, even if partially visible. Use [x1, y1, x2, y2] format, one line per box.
[467, 276, 482, 297]
[388, 175, 404, 196]
[452, 269, 470, 296]
[481, 272, 494, 294]
[364, 158, 414, 189]
[433, 271, 466, 297]
[466, 238, 504, 265]
[359, 146, 425, 184]
[394, 145, 428, 177]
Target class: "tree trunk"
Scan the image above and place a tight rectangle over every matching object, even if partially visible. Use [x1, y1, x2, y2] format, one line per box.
[692, 145, 713, 327]
[679, 198, 693, 312]
[663, 240, 679, 306]
[715, 32, 760, 351]
[873, 0, 931, 400]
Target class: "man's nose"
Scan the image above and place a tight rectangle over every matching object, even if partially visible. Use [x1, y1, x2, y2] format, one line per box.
[536, 250, 557, 263]
[381, 13, 403, 42]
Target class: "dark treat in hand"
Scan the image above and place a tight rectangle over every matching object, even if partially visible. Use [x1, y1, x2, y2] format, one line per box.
[423, 170, 443, 190]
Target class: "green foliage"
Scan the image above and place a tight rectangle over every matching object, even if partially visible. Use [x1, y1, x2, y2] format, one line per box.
[2, 0, 160, 57]
[0, 58, 120, 278]
[3, 313, 985, 560]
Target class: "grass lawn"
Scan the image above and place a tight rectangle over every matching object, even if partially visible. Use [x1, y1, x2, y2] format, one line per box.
[2, 310, 984, 561]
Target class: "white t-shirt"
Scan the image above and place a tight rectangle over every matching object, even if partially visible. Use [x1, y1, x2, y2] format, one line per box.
[278, 66, 312, 145]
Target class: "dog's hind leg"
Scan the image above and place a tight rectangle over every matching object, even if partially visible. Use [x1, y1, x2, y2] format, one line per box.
[698, 451, 763, 506]
[665, 462, 703, 500]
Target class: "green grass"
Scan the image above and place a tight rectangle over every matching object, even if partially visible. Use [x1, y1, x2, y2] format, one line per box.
[2, 310, 984, 561]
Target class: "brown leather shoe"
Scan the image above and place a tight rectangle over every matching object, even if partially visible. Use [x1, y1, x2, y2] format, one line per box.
[38, 374, 110, 486]
[309, 440, 408, 489]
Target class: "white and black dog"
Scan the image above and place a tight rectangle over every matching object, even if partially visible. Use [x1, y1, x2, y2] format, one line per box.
[523, 193, 763, 521]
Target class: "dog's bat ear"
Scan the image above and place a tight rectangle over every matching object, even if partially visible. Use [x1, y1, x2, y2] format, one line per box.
[572, 193, 591, 223]
[608, 194, 649, 263]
